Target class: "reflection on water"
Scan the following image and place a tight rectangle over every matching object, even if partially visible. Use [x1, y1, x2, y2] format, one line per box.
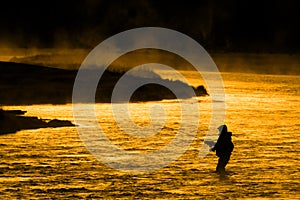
[1, 72, 299, 199]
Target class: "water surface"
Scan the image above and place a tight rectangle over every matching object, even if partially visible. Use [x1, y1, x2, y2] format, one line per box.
[1, 72, 299, 199]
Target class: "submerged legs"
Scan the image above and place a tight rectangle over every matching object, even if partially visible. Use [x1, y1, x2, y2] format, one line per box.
[216, 154, 231, 174]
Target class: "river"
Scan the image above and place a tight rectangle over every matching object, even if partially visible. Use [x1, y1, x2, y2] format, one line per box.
[1, 72, 299, 199]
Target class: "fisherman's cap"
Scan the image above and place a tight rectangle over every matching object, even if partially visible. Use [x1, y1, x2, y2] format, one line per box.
[217, 125, 227, 130]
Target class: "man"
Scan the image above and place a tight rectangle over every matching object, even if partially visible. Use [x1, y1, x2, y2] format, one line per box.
[211, 125, 234, 174]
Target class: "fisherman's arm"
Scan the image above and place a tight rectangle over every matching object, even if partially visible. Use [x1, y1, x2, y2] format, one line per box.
[211, 142, 219, 151]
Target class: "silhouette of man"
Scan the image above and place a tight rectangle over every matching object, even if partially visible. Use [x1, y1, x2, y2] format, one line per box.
[211, 125, 234, 174]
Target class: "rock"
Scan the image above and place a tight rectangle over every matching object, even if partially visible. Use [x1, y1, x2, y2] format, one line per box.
[47, 119, 75, 127]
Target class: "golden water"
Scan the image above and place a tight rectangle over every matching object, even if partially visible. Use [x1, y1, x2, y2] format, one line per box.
[1, 72, 299, 199]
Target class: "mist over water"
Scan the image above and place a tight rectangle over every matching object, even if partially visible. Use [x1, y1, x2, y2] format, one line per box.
[1, 72, 299, 198]
[1, 48, 299, 75]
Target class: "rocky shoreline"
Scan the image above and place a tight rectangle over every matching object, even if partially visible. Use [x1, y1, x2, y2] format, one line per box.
[0, 109, 75, 134]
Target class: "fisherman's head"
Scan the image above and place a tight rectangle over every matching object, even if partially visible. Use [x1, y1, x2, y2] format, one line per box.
[217, 125, 227, 134]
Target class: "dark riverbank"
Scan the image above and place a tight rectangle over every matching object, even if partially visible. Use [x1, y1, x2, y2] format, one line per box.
[0, 61, 207, 105]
